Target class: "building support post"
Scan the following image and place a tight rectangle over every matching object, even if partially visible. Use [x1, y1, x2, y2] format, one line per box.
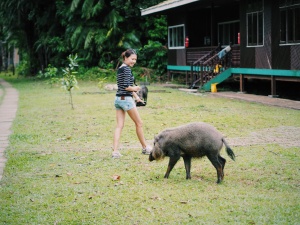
[269, 76, 279, 98]
[200, 63, 204, 87]
[185, 71, 188, 85]
[239, 74, 245, 93]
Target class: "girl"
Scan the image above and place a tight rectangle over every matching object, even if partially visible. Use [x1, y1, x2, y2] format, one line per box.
[112, 49, 152, 158]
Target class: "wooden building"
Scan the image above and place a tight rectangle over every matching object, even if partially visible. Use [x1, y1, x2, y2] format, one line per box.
[141, 0, 300, 97]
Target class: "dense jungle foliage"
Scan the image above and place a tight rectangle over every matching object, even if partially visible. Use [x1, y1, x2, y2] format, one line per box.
[0, 0, 167, 81]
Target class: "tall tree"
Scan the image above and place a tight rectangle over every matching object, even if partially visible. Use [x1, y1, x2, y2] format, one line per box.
[0, 0, 167, 75]
[0, 0, 65, 74]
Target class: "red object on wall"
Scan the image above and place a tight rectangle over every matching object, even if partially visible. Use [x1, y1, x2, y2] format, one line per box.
[185, 36, 189, 48]
[238, 32, 240, 45]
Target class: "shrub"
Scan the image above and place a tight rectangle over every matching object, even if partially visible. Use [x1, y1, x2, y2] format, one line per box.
[77, 67, 115, 82]
[61, 54, 79, 109]
[16, 60, 30, 77]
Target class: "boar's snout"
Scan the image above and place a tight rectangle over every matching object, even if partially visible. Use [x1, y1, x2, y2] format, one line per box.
[149, 152, 155, 161]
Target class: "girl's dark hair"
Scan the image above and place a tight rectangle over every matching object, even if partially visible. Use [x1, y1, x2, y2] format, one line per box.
[121, 49, 137, 60]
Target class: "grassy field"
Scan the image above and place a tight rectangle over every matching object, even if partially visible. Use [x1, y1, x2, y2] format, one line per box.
[0, 76, 299, 225]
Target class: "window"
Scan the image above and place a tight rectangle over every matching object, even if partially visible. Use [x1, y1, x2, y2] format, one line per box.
[280, 0, 300, 45]
[218, 20, 240, 45]
[168, 24, 185, 49]
[246, 0, 264, 47]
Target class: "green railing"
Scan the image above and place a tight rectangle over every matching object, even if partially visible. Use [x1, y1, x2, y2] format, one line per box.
[167, 65, 300, 91]
[202, 68, 300, 91]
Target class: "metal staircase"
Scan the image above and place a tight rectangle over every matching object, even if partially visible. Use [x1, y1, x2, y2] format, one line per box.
[189, 44, 233, 89]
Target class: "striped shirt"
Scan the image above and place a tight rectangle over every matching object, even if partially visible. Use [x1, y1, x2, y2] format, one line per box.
[116, 63, 134, 97]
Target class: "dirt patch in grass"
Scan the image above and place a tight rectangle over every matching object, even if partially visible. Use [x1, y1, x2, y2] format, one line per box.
[227, 126, 300, 147]
[119, 126, 300, 152]
[119, 126, 300, 151]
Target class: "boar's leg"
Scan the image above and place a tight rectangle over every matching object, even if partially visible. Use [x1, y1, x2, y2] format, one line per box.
[182, 155, 192, 179]
[207, 154, 224, 184]
[164, 155, 180, 178]
[218, 155, 226, 180]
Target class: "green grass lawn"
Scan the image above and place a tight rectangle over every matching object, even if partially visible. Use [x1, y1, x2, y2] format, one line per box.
[0, 76, 299, 224]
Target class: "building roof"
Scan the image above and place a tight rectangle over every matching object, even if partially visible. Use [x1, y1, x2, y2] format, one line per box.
[141, 0, 200, 16]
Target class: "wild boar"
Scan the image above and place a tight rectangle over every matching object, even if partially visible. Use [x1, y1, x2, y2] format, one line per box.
[149, 122, 235, 183]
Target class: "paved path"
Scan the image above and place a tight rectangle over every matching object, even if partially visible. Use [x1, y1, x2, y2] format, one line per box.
[0, 79, 18, 181]
[210, 92, 300, 110]
[180, 88, 300, 110]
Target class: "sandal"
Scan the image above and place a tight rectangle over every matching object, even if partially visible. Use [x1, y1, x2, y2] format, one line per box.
[142, 146, 152, 155]
[112, 152, 122, 158]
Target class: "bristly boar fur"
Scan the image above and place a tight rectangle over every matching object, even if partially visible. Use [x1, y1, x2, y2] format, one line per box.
[149, 122, 235, 183]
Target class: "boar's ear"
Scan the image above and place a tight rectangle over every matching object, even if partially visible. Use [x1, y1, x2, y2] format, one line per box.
[154, 135, 160, 143]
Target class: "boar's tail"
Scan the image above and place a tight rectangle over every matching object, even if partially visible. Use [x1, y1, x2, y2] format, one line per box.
[222, 138, 235, 161]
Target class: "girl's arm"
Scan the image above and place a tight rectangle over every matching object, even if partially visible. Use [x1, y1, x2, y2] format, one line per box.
[125, 85, 140, 92]
[132, 91, 143, 102]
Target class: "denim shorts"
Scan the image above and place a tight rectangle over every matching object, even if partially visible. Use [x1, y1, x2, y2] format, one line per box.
[114, 96, 136, 111]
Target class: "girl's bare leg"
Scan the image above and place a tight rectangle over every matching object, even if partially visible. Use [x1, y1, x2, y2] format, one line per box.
[113, 109, 126, 153]
[127, 107, 147, 148]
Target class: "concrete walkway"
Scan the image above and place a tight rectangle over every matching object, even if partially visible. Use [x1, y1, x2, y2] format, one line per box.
[210, 91, 300, 110]
[179, 88, 300, 110]
[0, 79, 18, 181]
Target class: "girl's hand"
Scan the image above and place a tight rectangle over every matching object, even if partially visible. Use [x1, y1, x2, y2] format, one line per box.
[136, 98, 144, 103]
